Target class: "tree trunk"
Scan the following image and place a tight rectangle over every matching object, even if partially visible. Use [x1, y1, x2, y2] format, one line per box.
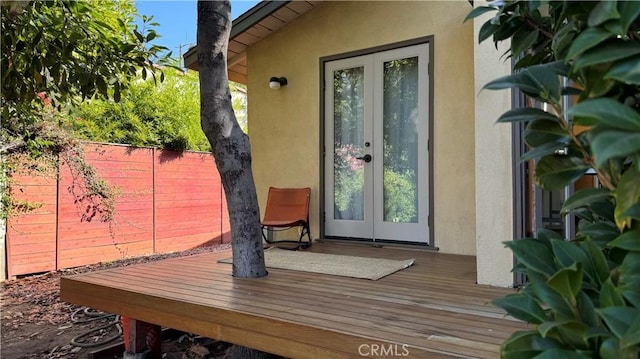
[197, 0, 267, 279]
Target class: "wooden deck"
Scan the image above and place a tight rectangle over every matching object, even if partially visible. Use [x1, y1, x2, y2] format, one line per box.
[60, 242, 527, 358]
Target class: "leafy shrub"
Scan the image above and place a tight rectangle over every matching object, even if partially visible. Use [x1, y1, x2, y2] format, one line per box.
[467, 1, 640, 358]
[383, 168, 416, 223]
[63, 68, 212, 152]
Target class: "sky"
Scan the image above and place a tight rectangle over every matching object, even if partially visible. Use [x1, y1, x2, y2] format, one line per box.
[134, 1, 261, 60]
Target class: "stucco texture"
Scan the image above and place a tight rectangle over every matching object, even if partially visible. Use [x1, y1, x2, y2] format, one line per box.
[247, 1, 476, 255]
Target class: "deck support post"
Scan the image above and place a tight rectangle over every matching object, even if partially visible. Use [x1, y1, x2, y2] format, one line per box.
[123, 317, 162, 359]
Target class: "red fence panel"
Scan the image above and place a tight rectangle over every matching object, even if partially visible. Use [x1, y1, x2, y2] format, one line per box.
[153, 150, 225, 253]
[56, 144, 154, 269]
[5, 144, 231, 277]
[5, 155, 58, 277]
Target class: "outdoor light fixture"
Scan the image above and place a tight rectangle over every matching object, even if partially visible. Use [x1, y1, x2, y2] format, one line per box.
[269, 77, 288, 89]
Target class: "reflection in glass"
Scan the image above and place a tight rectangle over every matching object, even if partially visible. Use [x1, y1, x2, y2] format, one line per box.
[333, 67, 365, 220]
[383, 57, 419, 223]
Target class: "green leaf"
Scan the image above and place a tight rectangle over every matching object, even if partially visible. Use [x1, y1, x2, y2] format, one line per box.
[464, 6, 497, 23]
[535, 155, 589, 190]
[574, 41, 640, 70]
[484, 72, 542, 94]
[535, 349, 591, 359]
[95, 76, 107, 97]
[590, 200, 616, 223]
[548, 263, 583, 301]
[520, 142, 567, 163]
[537, 228, 564, 242]
[513, 29, 540, 56]
[561, 188, 611, 215]
[622, 203, 640, 220]
[552, 23, 575, 56]
[485, 62, 563, 102]
[523, 119, 568, 148]
[591, 131, 640, 167]
[146, 31, 157, 42]
[582, 66, 617, 98]
[536, 323, 590, 353]
[600, 337, 622, 359]
[551, 238, 588, 268]
[608, 231, 640, 251]
[576, 291, 599, 327]
[613, 167, 640, 229]
[600, 279, 626, 307]
[619, 1, 640, 34]
[493, 294, 548, 324]
[605, 56, 640, 85]
[506, 238, 557, 277]
[479, 21, 500, 43]
[597, 307, 639, 337]
[524, 64, 562, 102]
[588, 1, 620, 27]
[497, 107, 561, 124]
[566, 27, 613, 60]
[568, 98, 640, 132]
[578, 222, 620, 245]
[500, 330, 544, 359]
[526, 273, 575, 319]
[621, 314, 640, 348]
[583, 238, 611, 286]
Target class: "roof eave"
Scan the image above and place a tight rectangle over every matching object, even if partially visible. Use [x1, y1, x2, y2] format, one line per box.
[184, 0, 290, 71]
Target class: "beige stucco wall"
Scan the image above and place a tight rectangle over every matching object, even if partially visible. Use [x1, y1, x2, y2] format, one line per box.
[473, 3, 514, 287]
[247, 1, 477, 255]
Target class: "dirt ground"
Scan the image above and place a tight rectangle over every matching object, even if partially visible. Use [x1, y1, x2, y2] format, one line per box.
[1, 244, 236, 359]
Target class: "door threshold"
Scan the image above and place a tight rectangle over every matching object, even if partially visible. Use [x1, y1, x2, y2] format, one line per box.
[317, 237, 439, 252]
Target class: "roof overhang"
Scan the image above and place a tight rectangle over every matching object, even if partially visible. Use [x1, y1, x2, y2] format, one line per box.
[183, 0, 320, 84]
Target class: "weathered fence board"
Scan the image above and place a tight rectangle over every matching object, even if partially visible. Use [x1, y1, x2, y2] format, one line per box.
[5, 155, 58, 277]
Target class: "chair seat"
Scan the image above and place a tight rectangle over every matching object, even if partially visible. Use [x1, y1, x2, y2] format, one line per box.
[262, 219, 304, 227]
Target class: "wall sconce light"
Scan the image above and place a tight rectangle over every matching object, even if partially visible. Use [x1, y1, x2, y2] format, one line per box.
[269, 76, 288, 89]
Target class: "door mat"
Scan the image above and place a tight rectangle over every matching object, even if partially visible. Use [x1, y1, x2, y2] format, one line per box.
[218, 248, 415, 280]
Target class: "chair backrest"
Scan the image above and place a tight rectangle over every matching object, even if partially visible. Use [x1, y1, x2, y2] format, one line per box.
[263, 187, 311, 223]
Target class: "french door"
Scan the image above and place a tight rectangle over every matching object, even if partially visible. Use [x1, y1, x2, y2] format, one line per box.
[324, 44, 430, 243]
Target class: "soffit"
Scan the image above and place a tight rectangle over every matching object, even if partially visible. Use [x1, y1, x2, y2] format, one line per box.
[184, 1, 320, 84]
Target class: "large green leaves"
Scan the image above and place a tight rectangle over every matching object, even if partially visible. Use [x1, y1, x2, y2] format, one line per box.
[493, 294, 548, 324]
[484, 62, 564, 103]
[523, 119, 567, 148]
[497, 108, 561, 124]
[506, 238, 557, 277]
[606, 56, 640, 85]
[548, 263, 583, 304]
[590, 131, 640, 167]
[613, 167, 640, 230]
[574, 41, 640, 70]
[535, 155, 589, 190]
[470, 1, 640, 357]
[566, 28, 613, 60]
[568, 99, 640, 131]
[561, 188, 611, 215]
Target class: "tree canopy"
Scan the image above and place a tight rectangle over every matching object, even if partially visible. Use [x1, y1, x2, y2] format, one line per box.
[1, 0, 169, 153]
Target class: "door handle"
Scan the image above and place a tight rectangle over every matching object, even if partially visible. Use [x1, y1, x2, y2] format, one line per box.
[355, 154, 372, 163]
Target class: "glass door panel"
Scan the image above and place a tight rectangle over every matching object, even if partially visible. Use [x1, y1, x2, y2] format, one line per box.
[382, 57, 419, 224]
[333, 66, 365, 221]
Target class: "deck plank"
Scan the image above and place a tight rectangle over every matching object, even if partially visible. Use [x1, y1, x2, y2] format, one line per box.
[61, 242, 527, 358]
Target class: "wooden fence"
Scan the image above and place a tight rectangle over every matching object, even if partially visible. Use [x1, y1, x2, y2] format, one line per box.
[5, 143, 229, 278]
